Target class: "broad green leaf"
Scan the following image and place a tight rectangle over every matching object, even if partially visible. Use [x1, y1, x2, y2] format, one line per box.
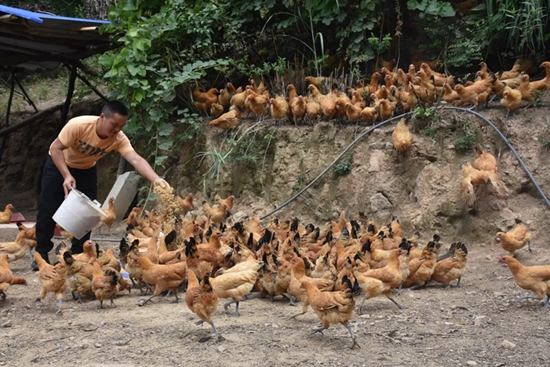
[149, 107, 163, 121]
[158, 122, 174, 136]
[127, 64, 140, 76]
[155, 156, 168, 166]
[158, 137, 173, 150]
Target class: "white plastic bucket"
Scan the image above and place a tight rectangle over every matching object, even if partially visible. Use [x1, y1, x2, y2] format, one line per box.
[52, 189, 107, 240]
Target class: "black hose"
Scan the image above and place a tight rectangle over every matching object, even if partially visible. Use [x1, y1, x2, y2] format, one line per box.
[260, 112, 413, 220]
[260, 106, 550, 220]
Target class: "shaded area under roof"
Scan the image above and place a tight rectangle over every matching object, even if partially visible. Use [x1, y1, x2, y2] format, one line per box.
[0, 4, 114, 69]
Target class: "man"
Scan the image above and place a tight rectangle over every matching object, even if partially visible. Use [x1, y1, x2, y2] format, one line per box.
[33, 100, 169, 270]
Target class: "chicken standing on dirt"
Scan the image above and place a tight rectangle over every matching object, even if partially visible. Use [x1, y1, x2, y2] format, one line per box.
[391, 118, 413, 158]
[185, 269, 221, 341]
[501, 256, 550, 309]
[91, 262, 119, 308]
[0, 232, 29, 262]
[16, 221, 36, 253]
[496, 218, 532, 257]
[209, 107, 242, 130]
[431, 242, 468, 287]
[135, 256, 187, 306]
[209, 260, 263, 316]
[301, 276, 358, 349]
[0, 253, 26, 300]
[34, 252, 68, 315]
[0, 204, 13, 224]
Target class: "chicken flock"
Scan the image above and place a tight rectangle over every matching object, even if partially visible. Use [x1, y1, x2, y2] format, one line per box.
[0, 178, 540, 348]
[0, 57, 547, 349]
[197, 58, 550, 130]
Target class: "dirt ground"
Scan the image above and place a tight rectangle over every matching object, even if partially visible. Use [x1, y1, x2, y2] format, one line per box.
[0, 216, 548, 367]
[2, 95, 550, 366]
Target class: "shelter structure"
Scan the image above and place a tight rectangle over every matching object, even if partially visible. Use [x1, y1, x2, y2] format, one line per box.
[0, 4, 115, 164]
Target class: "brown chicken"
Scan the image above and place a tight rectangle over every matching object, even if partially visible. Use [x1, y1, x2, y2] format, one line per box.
[291, 96, 307, 123]
[501, 87, 522, 117]
[518, 74, 541, 102]
[308, 84, 325, 104]
[460, 162, 508, 206]
[0, 204, 13, 224]
[500, 255, 550, 308]
[0, 232, 28, 262]
[175, 193, 194, 214]
[229, 87, 247, 111]
[209, 260, 263, 316]
[443, 83, 460, 105]
[499, 59, 522, 80]
[193, 86, 219, 115]
[98, 197, 116, 235]
[136, 256, 187, 305]
[412, 50, 439, 72]
[209, 102, 224, 117]
[454, 76, 493, 109]
[209, 107, 242, 130]
[34, 252, 68, 314]
[214, 194, 235, 211]
[246, 93, 269, 121]
[16, 221, 36, 250]
[392, 118, 413, 156]
[431, 242, 468, 287]
[402, 241, 439, 288]
[306, 97, 321, 120]
[496, 218, 532, 257]
[361, 106, 378, 123]
[218, 88, 231, 110]
[91, 262, 119, 308]
[305, 76, 330, 89]
[269, 96, 291, 123]
[288, 256, 336, 318]
[344, 102, 363, 122]
[203, 202, 229, 224]
[354, 248, 404, 311]
[185, 269, 221, 341]
[473, 146, 497, 172]
[301, 276, 358, 349]
[0, 253, 26, 300]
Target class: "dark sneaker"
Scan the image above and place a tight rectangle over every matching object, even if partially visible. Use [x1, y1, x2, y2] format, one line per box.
[31, 260, 39, 272]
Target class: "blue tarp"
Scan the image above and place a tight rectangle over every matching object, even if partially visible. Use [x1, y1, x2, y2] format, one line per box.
[0, 4, 110, 24]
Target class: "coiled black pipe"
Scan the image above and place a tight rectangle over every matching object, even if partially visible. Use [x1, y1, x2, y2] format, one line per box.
[260, 107, 550, 220]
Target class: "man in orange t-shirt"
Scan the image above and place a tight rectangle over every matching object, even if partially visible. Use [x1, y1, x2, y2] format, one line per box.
[33, 100, 169, 270]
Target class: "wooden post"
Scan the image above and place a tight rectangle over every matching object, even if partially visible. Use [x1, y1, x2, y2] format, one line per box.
[58, 62, 78, 131]
[0, 73, 16, 166]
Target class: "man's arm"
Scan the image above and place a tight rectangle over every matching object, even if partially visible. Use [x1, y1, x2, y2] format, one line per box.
[50, 138, 76, 198]
[122, 151, 169, 188]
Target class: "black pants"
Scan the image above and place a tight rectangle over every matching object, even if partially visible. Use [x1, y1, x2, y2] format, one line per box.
[35, 156, 97, 262]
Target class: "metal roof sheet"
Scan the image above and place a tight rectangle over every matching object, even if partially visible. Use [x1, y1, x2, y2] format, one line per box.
[0, 4, 113, 68]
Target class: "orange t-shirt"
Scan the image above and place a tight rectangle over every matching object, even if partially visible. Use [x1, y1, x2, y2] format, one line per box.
[49, 115, 134, 169]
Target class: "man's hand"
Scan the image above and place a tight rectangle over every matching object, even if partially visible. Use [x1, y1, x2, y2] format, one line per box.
[62, 175, 76, 198]
[153, 178, 170, 189]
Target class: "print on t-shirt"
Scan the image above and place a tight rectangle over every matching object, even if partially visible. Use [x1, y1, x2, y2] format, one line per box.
[77, 140, 108, 157]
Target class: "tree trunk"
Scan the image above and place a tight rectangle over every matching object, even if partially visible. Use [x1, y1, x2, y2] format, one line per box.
[86, 0, 111, 19]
